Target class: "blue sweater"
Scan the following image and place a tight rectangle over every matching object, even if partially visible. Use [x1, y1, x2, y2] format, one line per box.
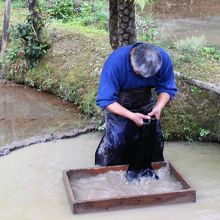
[96, 43, 177, 110]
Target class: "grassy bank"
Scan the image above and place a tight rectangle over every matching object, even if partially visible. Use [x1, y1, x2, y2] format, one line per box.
[0, 1, 219, 142]
[2, 22, 219, 142]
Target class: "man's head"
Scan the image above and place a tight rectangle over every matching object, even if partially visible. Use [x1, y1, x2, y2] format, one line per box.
[130, 43, 162, 78]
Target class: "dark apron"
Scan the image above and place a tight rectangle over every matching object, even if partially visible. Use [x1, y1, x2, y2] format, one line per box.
[95, 87, 164, 168]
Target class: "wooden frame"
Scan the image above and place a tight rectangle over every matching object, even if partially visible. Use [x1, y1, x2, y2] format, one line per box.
[63, 161, 196, 214]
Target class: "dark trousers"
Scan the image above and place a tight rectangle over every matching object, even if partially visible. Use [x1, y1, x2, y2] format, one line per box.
[95, 87, 164, 168]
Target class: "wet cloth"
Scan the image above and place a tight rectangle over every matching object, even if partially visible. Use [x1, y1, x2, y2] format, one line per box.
[95, 87, 164, 171]
[96, 43, 177, 110]
[125, 116, 160, 181]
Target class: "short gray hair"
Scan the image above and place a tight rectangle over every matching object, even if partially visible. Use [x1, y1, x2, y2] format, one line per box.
[131, 43, 162, 78]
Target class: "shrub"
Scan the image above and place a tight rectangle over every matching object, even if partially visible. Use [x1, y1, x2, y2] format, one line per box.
[74, 0, 108, 30]
[2, 13, 50, 82]
[41, 0, 73, 21]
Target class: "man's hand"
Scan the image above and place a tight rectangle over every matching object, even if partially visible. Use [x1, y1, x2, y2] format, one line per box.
[148, 105, 162, 120]
[106, 102, 150, 127]
[130, 113, 151, 127]
[148, 92, 170, 120]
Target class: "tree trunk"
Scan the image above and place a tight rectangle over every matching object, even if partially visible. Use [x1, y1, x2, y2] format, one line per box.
[109, 0, 136, 50]
[109, 0, 119, 49]
[1, 0, 11, 58]
[28, 0, 37, 15]
[117, 0, 136, 47]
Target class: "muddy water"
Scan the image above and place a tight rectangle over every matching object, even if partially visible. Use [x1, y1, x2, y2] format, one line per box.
[156, 16, 220, 47]
[0, 133, 220, 220]
[142, 0, 220, 47]
[0, 82, 83, 147]
[71, 166, 183, 201]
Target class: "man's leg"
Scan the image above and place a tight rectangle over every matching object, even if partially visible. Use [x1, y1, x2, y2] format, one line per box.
[95, 110, 129, 166]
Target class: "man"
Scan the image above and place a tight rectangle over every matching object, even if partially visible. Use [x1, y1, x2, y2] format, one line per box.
[95, 43, 177, 180]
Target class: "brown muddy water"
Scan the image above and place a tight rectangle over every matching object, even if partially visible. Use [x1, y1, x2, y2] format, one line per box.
[0, 82, 84, 147]
[156, 16, 220, 47]
[141, 0, 220, 47]
[0, 133, 220, 219]
[71, 165, 183, 201]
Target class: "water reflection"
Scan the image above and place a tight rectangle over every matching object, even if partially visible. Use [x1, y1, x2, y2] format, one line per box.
[0, 82, 82, 147]
[141, 0, 220, 47]
[156, 16, 220, 47]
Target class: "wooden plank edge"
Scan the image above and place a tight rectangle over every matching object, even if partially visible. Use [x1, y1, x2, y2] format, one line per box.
[73, 190, 196, 213]
[63, 170, 77, 213]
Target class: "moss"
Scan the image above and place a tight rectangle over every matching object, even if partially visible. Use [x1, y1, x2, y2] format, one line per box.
[161, 79, 220, 142]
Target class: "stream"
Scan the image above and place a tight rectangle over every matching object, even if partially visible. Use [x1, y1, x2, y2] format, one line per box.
[142, 0, 220, 47]
[0, 82, 84, 148]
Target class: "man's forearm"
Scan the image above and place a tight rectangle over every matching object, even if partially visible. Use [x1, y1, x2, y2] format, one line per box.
[106, 102, 134, 120]
[148, 92, 170, 119]
[156, 92, 170, 109]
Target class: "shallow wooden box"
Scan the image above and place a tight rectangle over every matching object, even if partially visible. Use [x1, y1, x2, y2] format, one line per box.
[63, 161, 196, 214]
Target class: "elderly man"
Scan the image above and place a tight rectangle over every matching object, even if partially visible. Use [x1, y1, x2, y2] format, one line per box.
[95, 43, 177, 181]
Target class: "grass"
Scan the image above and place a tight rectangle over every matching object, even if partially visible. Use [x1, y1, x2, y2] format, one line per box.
[0, 1, 28, 33]
[49, 20, 108, 37]
[159, 37, 220, 85]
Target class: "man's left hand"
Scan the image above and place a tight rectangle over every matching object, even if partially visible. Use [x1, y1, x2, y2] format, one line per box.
[148, 105, 162, 120]
[148, 92, 170, 120]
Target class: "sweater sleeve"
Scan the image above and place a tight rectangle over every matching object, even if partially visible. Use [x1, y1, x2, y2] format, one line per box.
[154, 52, 177, 99]
[96, 61, 121, 110]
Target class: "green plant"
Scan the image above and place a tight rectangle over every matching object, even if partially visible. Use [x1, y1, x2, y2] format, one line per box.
[2, 47, 28, 82]
[2, 11, 50, 82]
[41, 0, 73, 21]
[10, 14, 49, 67]
[190, 86, 202, 94]
[199, 128, 210, 137]
[179, 114, 200, 143]
[199, 128, 210, 138]
[136, 15, 158, 42]
[201, 47, 220, 60]
[74, 0, 108, 30]
[162, 130, 171, 141]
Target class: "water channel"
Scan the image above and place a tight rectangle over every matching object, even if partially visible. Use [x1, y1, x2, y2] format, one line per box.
[0, 134, 220, 220]
[0, 82, 84, 148]
[143, 0, 220, 47]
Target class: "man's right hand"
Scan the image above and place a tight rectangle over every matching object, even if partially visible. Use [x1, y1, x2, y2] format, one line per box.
[106, 102, 151, 127]
[129, 112, 151, 127]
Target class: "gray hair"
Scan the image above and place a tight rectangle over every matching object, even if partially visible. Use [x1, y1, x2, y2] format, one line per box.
[130, 43, 162, 78]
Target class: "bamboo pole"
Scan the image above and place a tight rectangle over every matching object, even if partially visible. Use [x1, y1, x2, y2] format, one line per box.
[1, 0, 11, 58]
[175, 71, 220, 95]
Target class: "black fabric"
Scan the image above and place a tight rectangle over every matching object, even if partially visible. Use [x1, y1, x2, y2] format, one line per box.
[95, 87, 164, 168]
[127, 116, 158, 172]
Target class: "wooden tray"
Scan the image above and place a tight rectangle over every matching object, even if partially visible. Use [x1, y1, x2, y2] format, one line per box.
[63, 161, 196, 214]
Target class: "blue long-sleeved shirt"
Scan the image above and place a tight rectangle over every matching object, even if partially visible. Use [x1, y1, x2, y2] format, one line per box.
[96, 43, 177, 110]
